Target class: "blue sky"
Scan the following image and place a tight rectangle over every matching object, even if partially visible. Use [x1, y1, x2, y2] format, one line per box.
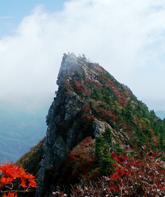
[0, 0, 65, 36]
[0, 0, 165, 111]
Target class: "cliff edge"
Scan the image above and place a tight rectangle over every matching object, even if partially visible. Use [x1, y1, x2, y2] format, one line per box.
[18, 53, 164, 197]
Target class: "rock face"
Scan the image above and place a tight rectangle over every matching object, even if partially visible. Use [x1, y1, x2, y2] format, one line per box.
[22, 53, 164, 196]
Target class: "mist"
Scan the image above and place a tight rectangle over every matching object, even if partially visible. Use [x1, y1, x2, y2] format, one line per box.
[0, 0, 165, 110]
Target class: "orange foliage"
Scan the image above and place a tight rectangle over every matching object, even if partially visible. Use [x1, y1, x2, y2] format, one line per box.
[0, 164, 37, 196]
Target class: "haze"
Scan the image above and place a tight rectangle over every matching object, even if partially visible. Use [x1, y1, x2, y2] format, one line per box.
[0, 0, 165, 111]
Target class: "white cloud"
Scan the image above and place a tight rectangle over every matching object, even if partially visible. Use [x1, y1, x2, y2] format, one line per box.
[0, 0, 165, 110]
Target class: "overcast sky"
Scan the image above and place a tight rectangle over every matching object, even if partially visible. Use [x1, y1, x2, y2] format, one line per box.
[0, 0, 165, 111]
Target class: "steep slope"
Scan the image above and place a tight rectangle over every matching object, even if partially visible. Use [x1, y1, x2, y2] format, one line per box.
[18, 53, 165, 196]
[17, 138, 44, 175]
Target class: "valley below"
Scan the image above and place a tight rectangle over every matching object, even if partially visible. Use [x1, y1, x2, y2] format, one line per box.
[0, 106, 46, 162]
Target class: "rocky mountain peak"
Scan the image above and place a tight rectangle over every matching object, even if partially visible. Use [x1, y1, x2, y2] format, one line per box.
[57, 53, 88, 85]
[18, 54, 164, 197]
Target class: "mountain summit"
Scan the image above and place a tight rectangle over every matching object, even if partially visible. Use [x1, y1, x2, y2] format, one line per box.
[18, 53, 164, 196]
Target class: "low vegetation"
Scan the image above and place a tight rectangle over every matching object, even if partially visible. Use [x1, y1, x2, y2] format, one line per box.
[0, 164, 37, 197]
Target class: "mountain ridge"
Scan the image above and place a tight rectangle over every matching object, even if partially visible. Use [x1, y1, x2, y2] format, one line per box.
[17, 53, 165, 197]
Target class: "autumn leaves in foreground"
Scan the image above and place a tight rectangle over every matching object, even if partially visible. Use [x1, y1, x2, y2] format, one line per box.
[0, 152, 164, 197]
[0, 164, 37, 197]
[56, 151, 165, 197]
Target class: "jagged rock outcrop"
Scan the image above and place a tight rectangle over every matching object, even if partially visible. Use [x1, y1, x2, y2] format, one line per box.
[19, 53, 164, 196]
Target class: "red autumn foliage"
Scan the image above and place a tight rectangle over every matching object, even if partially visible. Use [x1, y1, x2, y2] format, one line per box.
[70, 152, 165, 197]
[68, 137, 94, 164]
[3, 193, 17, 197]
[107, 152, 165, 196]
[106, 79, 129, 107]
[61, 137, 96, 185]
[96, 108, 118, 122]
[74, 81, 91, 96]
[0, 164, 37, 197]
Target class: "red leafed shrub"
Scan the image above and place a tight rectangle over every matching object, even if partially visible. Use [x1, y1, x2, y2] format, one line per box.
[74, 81, 91, 96]
[70, 152, 165, 197]
[60, 137, 95, 186]
[108, 152, 165, 196]
[106, 79, 128, 107]
[3, 193, 17, 197]
[68, 137, 95, 169]
[0, 164, 37, 197]
[96, 108, 118, 122]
